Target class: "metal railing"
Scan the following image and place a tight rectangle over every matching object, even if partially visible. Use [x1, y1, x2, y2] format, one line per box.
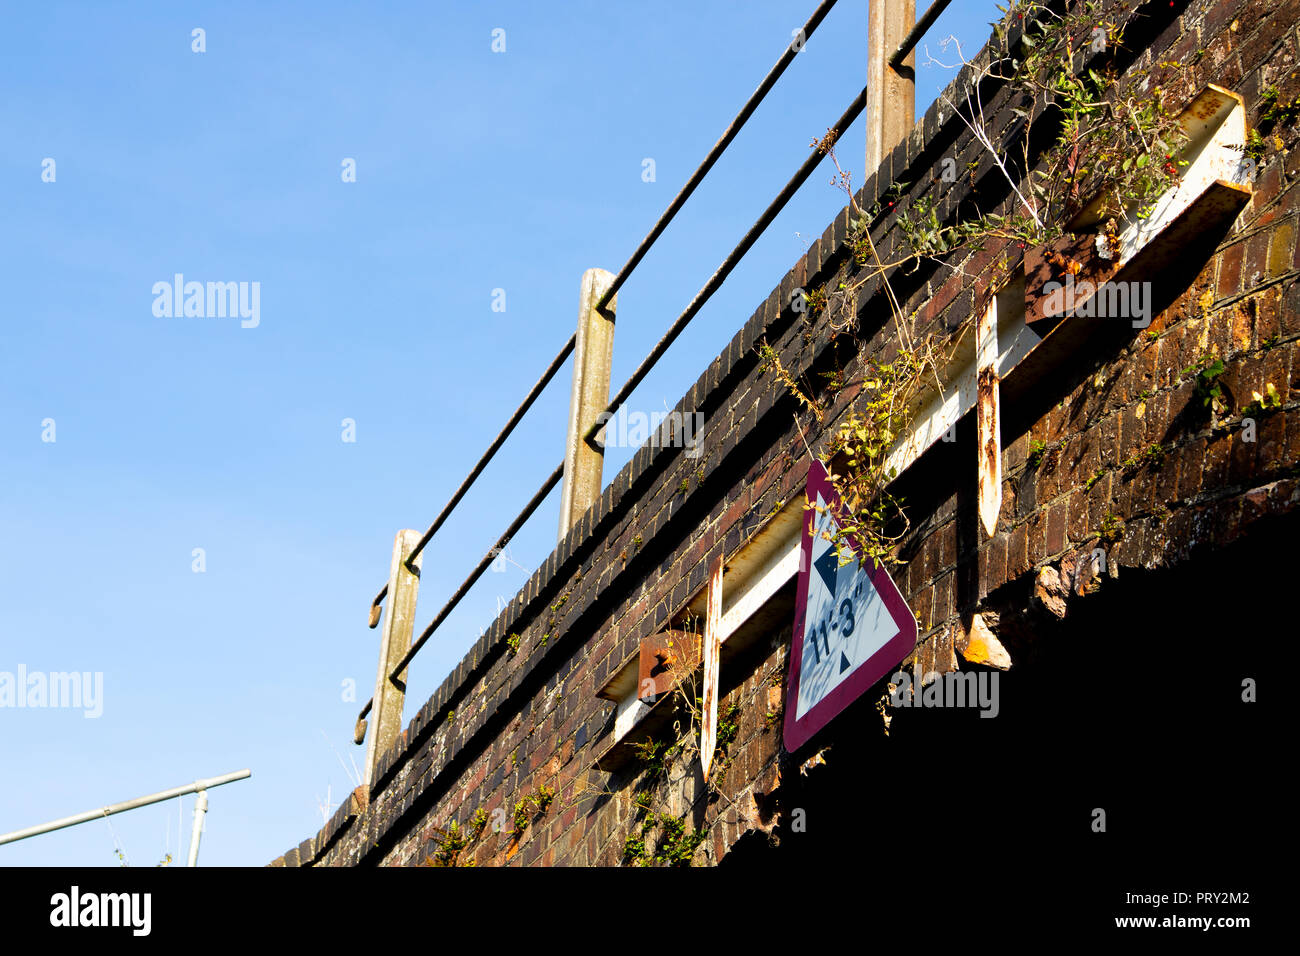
[0, 769, 251, 867]
[355, 0, 954, 741]
[891, 0, 952, 69]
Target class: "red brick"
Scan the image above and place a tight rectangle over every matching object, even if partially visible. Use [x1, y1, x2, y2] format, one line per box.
[1257, 409, 1287, 475]
[1077, 434, 1101, 488]
[1216, 240, 1244, 300]
[1155, 332, 1182, 392]
[1253, 287, 1283, 348]
[1026, 509, 1047, 567]
[981, 534, 1007, 598]
[1007, 524, 1030, 579]
[1046, 498, 1068, 555]
[1267, 218, 1296, 278]
[1210, 495, 1245, 550]
[932, 573, 954, 625]
[1119, 404, 1145, 462]
[1243, 230, 1271, 289]
[1088, 472, 1114, 532]
[1197, 33, 1242, 92]
[1203, 431, 1234, 489]
[1068, 488, 1091, 541]
[1203, 0, 1246, 42]
[1284, 280, 1300, 337]
[1176, 437, 1207, 502]
[1233, 353, 1266, 414]
[1229, 422, 1260, 486]
[938, 521, 957, 569]
[912, 586, 935, 633]
[1046, 402, 1068, 441]
[1255, 158, 1285, 210]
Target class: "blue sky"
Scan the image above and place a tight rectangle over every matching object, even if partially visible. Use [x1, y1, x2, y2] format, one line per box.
[1, 0, 1002, 866]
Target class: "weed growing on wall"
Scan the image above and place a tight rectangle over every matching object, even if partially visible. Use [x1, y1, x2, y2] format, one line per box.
[898, 1, 1195, 272]
[613, 649, 760, 866]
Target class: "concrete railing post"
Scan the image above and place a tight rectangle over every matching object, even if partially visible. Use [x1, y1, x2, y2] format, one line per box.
[363, 529, 422, 787]
[558, 268, 617, 541]
[866, 0, 916, 177]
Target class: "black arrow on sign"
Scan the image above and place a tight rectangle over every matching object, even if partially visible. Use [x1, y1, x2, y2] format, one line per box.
[813, 547, 839, 596]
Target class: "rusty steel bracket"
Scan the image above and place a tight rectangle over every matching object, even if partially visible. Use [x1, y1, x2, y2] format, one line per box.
[637, 629, 703, 704]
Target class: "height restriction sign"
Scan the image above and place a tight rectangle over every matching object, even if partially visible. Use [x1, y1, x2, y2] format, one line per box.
[783, 460, 918, 752]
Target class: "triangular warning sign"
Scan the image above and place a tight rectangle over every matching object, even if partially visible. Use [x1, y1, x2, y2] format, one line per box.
[784, 461, 918, 753]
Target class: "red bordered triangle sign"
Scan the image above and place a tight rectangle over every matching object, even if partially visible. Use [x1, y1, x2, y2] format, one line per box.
[783, 460, 918, 752]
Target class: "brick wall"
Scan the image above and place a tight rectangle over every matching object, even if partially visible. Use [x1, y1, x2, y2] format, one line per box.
[273, 0, 1298, 867]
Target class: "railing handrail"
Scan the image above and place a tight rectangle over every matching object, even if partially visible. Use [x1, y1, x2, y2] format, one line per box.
[357, 0, 953, 731]
[369, 0, 844, 619]
[890, 0, 952, 69]
[369, 334, 576, 614]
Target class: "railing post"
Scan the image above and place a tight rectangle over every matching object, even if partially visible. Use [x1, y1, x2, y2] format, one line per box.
[363, 529, 422, 787]
[866, 0, 916, 177]
[558, 268, 617, 540]
[186, 788, 208, 867]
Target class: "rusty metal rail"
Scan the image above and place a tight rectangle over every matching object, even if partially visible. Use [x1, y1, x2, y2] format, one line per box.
[356, 0, 951, 733]
[367, 0, 846, 625]
[594, 0, 843, 313]
[581, 86, 869, 448]
[369, 334, 576, 618]
[890, 0, 954, 69]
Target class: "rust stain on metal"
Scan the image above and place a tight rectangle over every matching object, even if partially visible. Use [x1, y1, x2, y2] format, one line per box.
[975, 289, 1001, 541]
[1023, 233, 1119, 332]
[977, 365, 1001, 539]
[637, 629, 702, 703]
[701, 556, 723, 783]
[1190, 88, 1228, 121]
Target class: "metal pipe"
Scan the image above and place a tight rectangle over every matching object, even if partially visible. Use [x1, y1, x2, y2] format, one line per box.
[354, 461, 565, 732]
[354, 87, 869, 728]
[354, 11, 871, 706]
[368, 0, 848, 628]
[368, 333, 577, 623]
[357, 462, 567, 733]
[0, 769, 251, 847]
[596, 0, 843, 312]
[389, 460, 566, 681]
[403, 335, 576, 569]
[889, 0, 953, 70]
[186, 789, 209, 867]
[583, 84, 869, 446]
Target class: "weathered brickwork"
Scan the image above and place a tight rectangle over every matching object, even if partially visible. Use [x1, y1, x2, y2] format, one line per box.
[274, 0, 1298, 867]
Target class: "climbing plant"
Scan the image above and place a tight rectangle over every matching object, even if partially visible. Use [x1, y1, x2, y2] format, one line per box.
[898, 0, 1192, 267]
[611, 642, 762, 866]
[767, 1, 1205, 572]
